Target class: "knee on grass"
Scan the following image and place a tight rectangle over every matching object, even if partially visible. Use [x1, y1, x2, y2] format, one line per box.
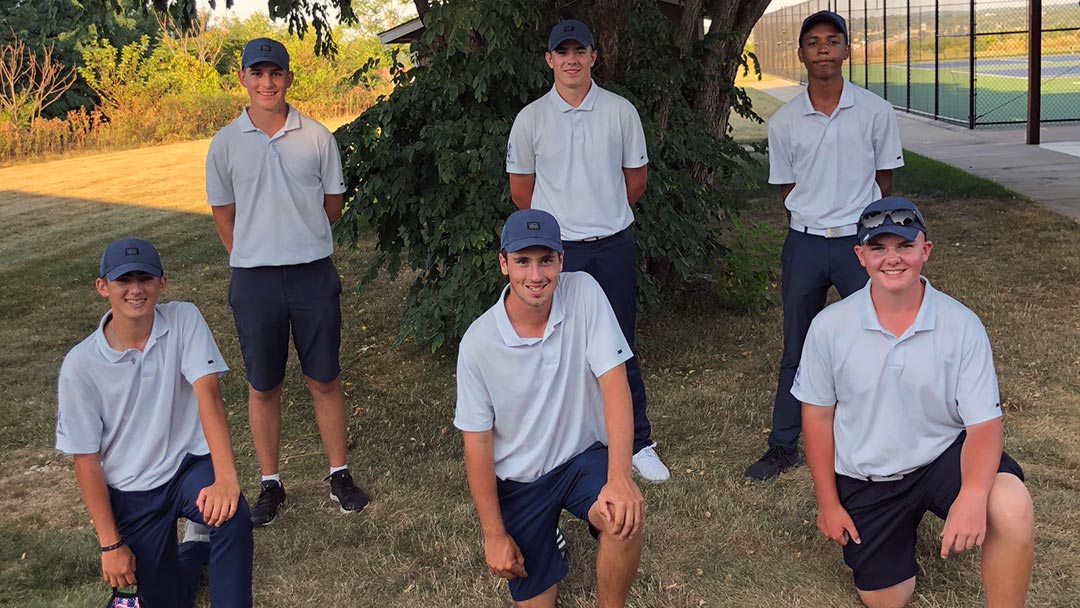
[858, 577, 915, 608]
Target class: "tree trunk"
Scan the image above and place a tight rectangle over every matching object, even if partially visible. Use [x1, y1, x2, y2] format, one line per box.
[591, 0, 635, 81]
[695, 0, 773, 139]
[414, 0, 430, 21]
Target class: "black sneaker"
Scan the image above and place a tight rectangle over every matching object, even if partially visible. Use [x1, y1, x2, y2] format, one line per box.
[250, 480, 286, 527]
[327, 469, 370, 514]
[744, 446, 800, 481]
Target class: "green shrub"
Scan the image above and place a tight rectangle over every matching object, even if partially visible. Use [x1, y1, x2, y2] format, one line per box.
[336, 0, 771, 351]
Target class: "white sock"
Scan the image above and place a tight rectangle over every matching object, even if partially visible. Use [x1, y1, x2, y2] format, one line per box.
[261, 473, 281, 484]
[329, 465, 348, 476]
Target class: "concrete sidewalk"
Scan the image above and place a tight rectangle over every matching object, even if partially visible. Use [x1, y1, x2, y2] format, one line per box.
[744, 80, 1080, 221]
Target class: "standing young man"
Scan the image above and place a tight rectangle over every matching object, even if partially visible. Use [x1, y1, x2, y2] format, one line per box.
[506, 19, 668, 483]
[795, 198, 1034, 607]
[456, 209, 645, 607]
[746, 11, 905, 481]
[57, 238, 253, 607]
[206, 37, 369, 527]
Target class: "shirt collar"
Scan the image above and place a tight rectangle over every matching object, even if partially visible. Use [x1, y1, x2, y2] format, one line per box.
[95, 305, 170, 362]
[859, 276, 938, 336]
[800, 78, 856, 116]
[237, 104, 302, 135]
[547, 80, 599, 113]
[492, 282, 566, 346]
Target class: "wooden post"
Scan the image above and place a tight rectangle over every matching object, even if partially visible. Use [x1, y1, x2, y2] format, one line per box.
[1027, 0, 1042, 144]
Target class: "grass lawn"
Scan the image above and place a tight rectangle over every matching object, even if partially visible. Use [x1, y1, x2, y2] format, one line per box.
[1, 105, 1078, 606]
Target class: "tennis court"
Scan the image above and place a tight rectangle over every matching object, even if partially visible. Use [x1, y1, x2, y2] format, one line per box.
[753, 0, 1080, 128]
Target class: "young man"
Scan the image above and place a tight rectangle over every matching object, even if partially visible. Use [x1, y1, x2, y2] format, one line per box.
[746, 11, 906, 481]
[56, 238, 253, 607]
[506, 19, 669, 483]
[795, 198, 1034, 607]
[456, 209, 645, 607]
[205, 37, 369, 526]
[206, 36, 371, 529]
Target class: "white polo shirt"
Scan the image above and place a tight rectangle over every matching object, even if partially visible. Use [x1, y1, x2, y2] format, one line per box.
[455, 272, 632, 483]
[506, 82, 649, 241]
[792, 278, 1002, 480]
[55, 302, 229, 491]
[768, 79, 904, 229]
[205, 106, 346, 268]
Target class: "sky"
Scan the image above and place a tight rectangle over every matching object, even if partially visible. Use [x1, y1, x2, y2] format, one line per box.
[206, 0, 808, 20]
[197, 0, 267, 20]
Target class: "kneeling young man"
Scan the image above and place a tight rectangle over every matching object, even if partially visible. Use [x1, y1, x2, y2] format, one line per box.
[56, 238, 253, 607]
[455, 209, 645, 607]
[796, 198, 1034, 607]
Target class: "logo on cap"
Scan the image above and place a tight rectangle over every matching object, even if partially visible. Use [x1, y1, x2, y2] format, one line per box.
[125, 247, 139, 256]
[260, 44, 271, 52]
[527, 222, 541, 230]
[564, 25, 574, 32]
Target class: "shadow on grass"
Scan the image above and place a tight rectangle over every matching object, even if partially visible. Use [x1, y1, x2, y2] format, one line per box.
[2, 156, 1080, 606]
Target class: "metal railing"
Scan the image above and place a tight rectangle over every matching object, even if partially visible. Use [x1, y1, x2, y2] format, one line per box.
[752, 0, 1080, 128]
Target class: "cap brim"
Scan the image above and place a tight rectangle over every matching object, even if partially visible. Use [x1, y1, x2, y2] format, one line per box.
[860, 224, 923, 245]
[503, 237, 564, 254]
[548, 35, 592, 51]
[801, 15, 848, 39]
[104, 262, 163, 281]
[242, 56, 287, 70]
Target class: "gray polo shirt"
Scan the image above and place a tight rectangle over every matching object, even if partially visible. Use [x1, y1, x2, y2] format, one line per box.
[205, 106, 346, 268]
[55, 302, 229, 491]
[506, 82, 649, 241]
[455, 272, 632, 483]
[767, 79, 904, 229]
[792, 278, 1002, 480]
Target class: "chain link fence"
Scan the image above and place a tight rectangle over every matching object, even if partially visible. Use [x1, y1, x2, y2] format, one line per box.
[752, 0, 1080, 127]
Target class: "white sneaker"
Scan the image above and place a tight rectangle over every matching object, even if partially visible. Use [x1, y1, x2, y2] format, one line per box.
[182, 520, 211, 543]
[631, 444, 670, 483]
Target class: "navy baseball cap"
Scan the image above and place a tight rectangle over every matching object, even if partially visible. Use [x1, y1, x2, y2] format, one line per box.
[800, 11, 848, 43]
[100, 238, 164, 280]
[242, 37, 290, 71]
[548, 20, 594, 51]
[857, 197, 928, 245]
[501, 209, 564, 254]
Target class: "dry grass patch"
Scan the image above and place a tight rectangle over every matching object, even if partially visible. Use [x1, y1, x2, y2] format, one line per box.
[0, 138, 1078, 606]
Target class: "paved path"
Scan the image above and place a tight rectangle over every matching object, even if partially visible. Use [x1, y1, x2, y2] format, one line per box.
[744, 79, 1080, 221]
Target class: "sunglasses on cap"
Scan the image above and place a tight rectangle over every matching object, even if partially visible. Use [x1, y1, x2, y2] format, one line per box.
[859, 208, 926, 230]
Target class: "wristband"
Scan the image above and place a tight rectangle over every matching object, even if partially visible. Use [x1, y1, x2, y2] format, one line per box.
[100, 539, 125, 553]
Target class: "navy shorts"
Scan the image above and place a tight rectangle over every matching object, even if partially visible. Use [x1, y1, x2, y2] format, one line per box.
[228, 257, 342, 391]
[837, 432, 1024, 591]
[496, 442, 608, 601]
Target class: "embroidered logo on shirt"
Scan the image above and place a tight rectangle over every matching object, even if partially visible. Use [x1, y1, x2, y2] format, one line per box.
[208, 359, 215, 364]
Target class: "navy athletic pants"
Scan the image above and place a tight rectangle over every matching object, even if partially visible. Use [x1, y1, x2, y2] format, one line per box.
[107, 453, 253, 608]
[770, 229, 868, 452]
[562, 228, 652, 454]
